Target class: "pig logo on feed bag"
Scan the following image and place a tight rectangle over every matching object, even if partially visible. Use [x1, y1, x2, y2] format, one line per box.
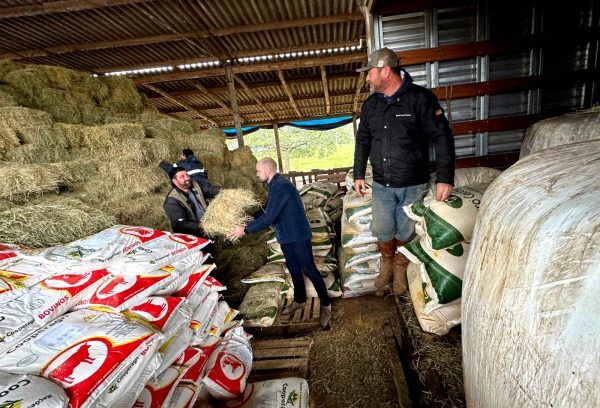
[44, 340, 108, 387]
[130, 298, 168, 321]
[96, 275, 136, 299]
[43, 272, 92, 289]
[219, 355, 245, 380]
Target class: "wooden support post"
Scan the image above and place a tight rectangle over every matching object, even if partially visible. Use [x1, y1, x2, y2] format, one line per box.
[352, 113, 358, 138]
[273, 122, 284, 172]
[226, 65, 244, 147]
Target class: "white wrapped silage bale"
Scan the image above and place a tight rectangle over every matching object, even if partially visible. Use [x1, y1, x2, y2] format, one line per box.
[520, 107, 600, 158]
[462, 140, 600, 408]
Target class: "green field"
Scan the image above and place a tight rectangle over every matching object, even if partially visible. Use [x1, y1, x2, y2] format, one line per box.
[253, 143, 355, 172]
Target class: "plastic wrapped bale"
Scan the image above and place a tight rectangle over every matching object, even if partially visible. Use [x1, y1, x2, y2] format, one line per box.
[520, 107, 600, 158]
[239, 281, 284, 327]
[338, 247, 379, 295]
[462, 140, 600, 408]
[407, 262, 461, 336]
[299, 181, 342, 208]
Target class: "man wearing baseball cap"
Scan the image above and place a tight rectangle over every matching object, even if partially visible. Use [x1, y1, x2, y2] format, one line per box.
[353, 47, 456, 294]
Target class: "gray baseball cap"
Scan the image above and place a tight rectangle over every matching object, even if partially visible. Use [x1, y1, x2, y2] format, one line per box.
[356, 47, 399, 72]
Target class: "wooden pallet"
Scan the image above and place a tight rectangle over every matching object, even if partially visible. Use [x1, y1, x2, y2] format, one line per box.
[245, 296, 321, 335]
[248, 337, 312, 383]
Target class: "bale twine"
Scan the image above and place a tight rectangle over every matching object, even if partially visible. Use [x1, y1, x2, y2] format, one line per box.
[463, 140, 600, 407]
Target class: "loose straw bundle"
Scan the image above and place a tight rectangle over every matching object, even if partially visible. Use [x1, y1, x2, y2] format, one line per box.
[201, 188, 260, 240]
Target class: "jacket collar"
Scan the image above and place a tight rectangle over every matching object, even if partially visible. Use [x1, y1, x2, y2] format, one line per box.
[268, 172, 281, 186]
[374, 68, 413, 103]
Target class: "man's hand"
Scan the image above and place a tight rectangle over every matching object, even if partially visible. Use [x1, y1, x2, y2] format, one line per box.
[227, 225, 246, 241]
[354, 179, 367, 197]
[436, 183, 453, 201]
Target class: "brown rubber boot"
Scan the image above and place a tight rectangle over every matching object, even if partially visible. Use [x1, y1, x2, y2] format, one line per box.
[374, 239, 396, 290]
[392, 240, 410, 294]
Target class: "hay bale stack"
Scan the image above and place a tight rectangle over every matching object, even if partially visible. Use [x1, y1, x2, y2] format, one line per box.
[0, 89, 16, 107]
[99, 76, 146, 115]
[0, 199, 116, 248]
[0, 127, 19, 158]
[0, 161, 95, 203]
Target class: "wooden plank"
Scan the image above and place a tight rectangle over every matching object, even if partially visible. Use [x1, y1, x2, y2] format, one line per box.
[320, 66, 331, 115]
[232, 74, 276, 121]
[225, 66, 244, 146]
[253, 348, 310, 359]
[277, 69, 302, 118]
[248, 370, 308, 383]
[451, 114, 539, 135]
[383, 322, 414, 407]
[135, 53, 366, 83]
[0, 0, 150, 18]
[252, 338, 312, 349]
[273, 122, 284, 171]
[252, 358, 309, 372]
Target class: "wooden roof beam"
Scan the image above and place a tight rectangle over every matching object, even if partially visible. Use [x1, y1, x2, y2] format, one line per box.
[141, 83, 219, 127]
[353, 69, 367, 113]
[158, 90, 370, 113]
[320, 66, 331, 115]
[232, 74, 276, 121]
[2, 13, 362, 60]
[134, 52, 366, 84]
[277, 69, 302, 118]
[0, 0, 150, 18]
[187, 80, 247, 121]
[148, 72, 359, 98]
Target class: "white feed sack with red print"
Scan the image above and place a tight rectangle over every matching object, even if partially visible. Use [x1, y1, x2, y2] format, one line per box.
[108, 233, 210, 276]
[0, 373, 69, 408]
[194, 301, 239, 347]
[73, 270, 177, 312]
[177, 273, 223, 312]
[0, 243, 21, 267]
[39, 225, 166, 264]
[111, 353, 162, 408]
[220, 378, 310, 408]
[203, 326, 253, 400]
[0, 309, 161, 408]
[92, 334, 162, 408]
[154, 256, 212, 296]
[189, 291, 219, 340]
[157, 327, 195, 374]
[125, 295, 192, 345]
[0, 268, 110, 354]
[134, 365, 186, 408]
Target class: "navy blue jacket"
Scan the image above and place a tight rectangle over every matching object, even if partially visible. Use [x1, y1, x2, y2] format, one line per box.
[245, 173, 311, 244]
[159, 155, 221, 198]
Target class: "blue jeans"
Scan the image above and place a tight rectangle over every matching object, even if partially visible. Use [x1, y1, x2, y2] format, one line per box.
[371, 181, 428, 242]
[280, 239, 331, 306]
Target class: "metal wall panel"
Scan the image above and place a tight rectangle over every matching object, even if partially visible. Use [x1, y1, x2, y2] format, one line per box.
[488, 130, 525, 154]
[379, 13, 427, 51]
[489, 92, 529, 117]
[489, 51, 532, 80]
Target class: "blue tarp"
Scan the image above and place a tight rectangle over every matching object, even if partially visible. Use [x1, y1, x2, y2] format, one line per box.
[223, 115, 353, 138]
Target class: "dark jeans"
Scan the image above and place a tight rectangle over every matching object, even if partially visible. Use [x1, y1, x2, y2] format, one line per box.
[280, 239, 331, 307]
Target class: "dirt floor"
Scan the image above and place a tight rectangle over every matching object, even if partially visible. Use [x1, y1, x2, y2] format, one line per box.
[306, 295, 400, 408]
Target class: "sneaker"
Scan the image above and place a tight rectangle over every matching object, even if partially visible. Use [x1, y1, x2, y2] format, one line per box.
[320, 304, 332, 330]
[281, 301, 305, 316]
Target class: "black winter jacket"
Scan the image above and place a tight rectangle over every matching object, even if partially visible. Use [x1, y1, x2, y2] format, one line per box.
[163, 180, 208, 237]
[354, 69, 455, 187]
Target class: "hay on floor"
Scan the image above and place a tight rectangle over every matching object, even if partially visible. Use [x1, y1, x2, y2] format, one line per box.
[396, 293, 465, 407]
[0, 199, 116, 247]
[200, 188, 259, 240]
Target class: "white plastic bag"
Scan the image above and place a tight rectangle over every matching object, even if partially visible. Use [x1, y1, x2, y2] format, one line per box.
[0, 373, 69, 408]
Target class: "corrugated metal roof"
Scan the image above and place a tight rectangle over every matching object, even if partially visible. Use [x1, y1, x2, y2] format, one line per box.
[0, 0, 368, 128]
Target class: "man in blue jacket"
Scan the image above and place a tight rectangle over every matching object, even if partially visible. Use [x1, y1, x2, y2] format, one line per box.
[229, 157, 332, 329]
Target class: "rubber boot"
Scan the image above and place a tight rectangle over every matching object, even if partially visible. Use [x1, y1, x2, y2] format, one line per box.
[374, 239, 396, 290]
[392, 240, 409, 294]
[320, 304, 332, 330]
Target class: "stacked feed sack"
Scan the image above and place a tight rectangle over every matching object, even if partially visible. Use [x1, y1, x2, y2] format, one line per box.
[0, 224, 261, 407]
[299, 180, 345, 222]
[0, 61, 267, 295]
[400, 167, 501, 335]
[338, 169, 380, 296]
[462, 140, 600, 407]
